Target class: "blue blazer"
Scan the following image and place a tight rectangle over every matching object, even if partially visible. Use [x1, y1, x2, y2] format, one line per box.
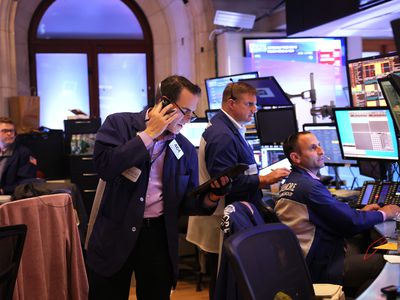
[1, 144, 37, 195]
[203, 111, 261, 206]
[86, 110, 214, 278]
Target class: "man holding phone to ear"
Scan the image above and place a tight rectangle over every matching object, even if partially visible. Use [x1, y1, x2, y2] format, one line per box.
[86, 75, 229, 300]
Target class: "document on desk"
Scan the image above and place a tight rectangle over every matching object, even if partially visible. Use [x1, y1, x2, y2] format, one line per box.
[374, 242, 397, 251]
[259, 158, 291, 176]
[383, 254, 400, 263]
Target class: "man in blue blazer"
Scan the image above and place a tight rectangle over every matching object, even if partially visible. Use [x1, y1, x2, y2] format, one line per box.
[86, 75, 229, 300]
[275, 131, 400, 294]
[187, 81, 290, 299]
[0, 117, 37, 195]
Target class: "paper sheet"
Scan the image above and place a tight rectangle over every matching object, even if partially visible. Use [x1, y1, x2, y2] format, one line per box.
[384, 254, 400, 263]
[374, 242, 397, 251]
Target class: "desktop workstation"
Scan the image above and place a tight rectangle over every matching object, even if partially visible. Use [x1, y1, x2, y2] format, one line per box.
[199, 66, 400, 299]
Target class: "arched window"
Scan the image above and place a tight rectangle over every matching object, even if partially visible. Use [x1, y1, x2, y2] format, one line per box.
[29, 0, 153, 129]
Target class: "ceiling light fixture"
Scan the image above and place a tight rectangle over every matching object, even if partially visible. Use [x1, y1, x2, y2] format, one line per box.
[213, 10, 256, 29]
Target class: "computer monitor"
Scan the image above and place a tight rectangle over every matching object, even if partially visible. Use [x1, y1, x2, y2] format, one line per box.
[378, 73, 400, 132]
[205, 72, 259, 110]
[347, 52, 400, 107]
[255, 107, 298, 145]
[205, 109, 220, 122]
[260, 145, 285, 168]
[243, 37, 349, 107]
[303, 123, 357, 166]
[333, 107, 399, 161]
[179, 118, 208, 148]
[238, 76, 293, 107]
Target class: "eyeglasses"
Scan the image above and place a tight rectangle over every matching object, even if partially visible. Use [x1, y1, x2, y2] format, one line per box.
[174, 101, 198, 122]
[0, 129, 15, 134]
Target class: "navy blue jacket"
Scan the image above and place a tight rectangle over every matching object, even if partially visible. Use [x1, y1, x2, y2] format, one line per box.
[215, 201, 265, 300]
[0, 143, 37, 195]
[202, 111, 261, 206]
[86, 111, 215, 278]
[275, 166, 383, 284]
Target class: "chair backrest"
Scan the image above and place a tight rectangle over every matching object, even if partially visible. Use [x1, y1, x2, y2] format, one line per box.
[224, 223, 315, 300]
[0, 224, 27, 300]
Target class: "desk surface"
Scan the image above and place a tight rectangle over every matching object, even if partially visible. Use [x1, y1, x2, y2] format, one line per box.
[357, 221, 400, 299]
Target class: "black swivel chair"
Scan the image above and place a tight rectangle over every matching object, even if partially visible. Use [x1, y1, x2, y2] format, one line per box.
[0, 224, 27, 300]
[224, 223, 315, 300]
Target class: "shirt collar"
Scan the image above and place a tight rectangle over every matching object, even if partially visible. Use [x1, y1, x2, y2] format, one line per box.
[298, 166, 320, 180]
[0, 142, 15, 157]
[221, 109, 246, 138]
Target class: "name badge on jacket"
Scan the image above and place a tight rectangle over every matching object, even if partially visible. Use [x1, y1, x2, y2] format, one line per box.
[122, 166, 142, 182]
[245, 163, 258, 175]
[169, 139, 184, 159]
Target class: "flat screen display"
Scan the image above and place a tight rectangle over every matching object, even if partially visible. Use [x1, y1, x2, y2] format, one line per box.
[205, 72, 258, 110]
[378, 74, 400, 132]
[239, 76, 293, 107]
[260, 145, 285, 168]
[334, 107, 399, 161]
[256, 108, 298, 145]
[180, 119, 208, 148]
[347, 52, 400, 107]
[243, 37, 348, 108]
[303, 123, 357, 166]
[205, 109, 220, 122]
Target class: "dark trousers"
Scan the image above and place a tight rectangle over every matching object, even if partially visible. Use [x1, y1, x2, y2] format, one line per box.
[343, 233, 385, 298]
[87, 216, 173, 300]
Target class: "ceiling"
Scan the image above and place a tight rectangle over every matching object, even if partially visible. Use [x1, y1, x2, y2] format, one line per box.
[211, 0, 400, 38]
[211, 0, 284, 21]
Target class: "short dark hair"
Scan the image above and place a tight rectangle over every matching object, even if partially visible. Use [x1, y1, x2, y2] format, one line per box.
[0, 117, 15, 126]
[222, 81, 257, 103]
[283, 131, 311, 164]
[155, 75, 201, 103]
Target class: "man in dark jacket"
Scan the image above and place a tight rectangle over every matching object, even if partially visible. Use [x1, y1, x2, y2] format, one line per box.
[86, 75, 229, 300]
[0, 117, 37, 195]
[275, 132, 400, 290]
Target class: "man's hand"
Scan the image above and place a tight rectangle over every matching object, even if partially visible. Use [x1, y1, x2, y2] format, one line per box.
[259, 168, 291, 188]
[379, 204, 400, 220]
[207, 176, 231, 202]
[361, 203, 381, 212]
[144, 102, 180, 139]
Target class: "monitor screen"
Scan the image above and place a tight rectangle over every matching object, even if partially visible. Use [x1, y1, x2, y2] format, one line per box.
[205, 72, 259, 110]
[243, 37, 348, 108]
[238, 76, 293, 107]
[360, 182, 374, 205]
[179, 119, 208, 148]
[347, 52, 400, 107]
[256, 108, 298, 145]
[378, 74, 400, 132]
[205, 109, 220, 122]
[333, 107, 399, 161]
[260, 145, 285, 168]
[303, 123, 357, 166]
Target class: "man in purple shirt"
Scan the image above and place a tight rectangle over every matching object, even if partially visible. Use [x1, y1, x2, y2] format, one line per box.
[86, 75, 229, 300]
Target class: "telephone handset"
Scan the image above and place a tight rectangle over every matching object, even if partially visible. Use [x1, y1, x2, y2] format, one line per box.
[161, 96, 172, 109]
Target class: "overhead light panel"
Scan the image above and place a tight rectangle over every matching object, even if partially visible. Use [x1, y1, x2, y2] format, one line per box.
[213, 10, 256, 29]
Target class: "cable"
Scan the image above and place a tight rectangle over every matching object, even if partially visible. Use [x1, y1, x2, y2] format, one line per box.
[363, 235, 387, 261]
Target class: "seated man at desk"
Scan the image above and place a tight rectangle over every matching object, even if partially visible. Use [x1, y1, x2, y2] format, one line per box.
[0, 117, 37, 195]
[275, 131, 400, 296]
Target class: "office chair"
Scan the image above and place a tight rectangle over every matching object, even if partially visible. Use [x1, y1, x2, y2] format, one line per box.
[224, 223, 315, 300]
[0, 224, 27, 300]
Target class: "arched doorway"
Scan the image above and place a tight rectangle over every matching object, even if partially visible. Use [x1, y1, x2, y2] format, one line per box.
[29, 0, 154, 129]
